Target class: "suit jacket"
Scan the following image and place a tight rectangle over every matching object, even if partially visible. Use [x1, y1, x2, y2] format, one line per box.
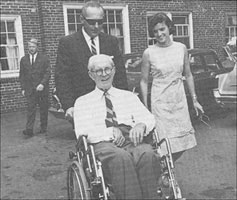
[55, 30, 128, 111]
[19, 52, 51, 96]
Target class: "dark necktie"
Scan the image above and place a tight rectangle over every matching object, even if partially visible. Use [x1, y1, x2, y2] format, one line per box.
[91, 38, 97, 55]
[31, 54, 34, 66]
[104, 92, 118, 127]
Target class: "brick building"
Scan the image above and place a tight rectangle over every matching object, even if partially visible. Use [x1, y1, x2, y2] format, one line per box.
[0, 0, 236, 113]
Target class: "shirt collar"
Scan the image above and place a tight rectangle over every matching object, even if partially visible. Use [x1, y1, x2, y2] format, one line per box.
[82, 27, 99, 43]
[94, 86, 117, 98]
[29, 52, 38, 58]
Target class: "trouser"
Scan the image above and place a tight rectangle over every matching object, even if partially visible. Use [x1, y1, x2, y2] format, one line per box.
[93, 142, 161, 200]
[26, 90, 48, 131]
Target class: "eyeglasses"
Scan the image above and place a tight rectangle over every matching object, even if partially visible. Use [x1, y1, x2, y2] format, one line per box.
[83, 17, 104, 26]
[90, 67, 114, 76]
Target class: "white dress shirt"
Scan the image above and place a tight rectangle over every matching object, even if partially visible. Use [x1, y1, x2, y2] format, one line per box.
[82, 27, 99, 54]
[74, 87, 155, 143]
[30, 53, 37, 64]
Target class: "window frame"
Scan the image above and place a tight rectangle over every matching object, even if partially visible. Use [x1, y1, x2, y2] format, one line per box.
[225, 12, 237, 43]
[63, 3, 131, 54]
[146, 11, 193, 49]
[0, 15, 24, 78]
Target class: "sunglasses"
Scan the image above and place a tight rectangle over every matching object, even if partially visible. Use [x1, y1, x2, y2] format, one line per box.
[83, 17, 104, 26]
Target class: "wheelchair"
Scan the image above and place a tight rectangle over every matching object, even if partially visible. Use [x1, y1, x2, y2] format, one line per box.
[67, 130, 184, 200]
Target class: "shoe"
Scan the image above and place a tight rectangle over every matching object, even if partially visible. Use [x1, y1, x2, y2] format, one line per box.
[23, 129, 33, 137]
[37, 128, 47, 134]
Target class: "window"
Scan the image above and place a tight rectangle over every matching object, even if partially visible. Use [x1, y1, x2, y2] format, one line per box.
[63, 4, 131, 54]
[225, 13, 237, 43]
[172, 15, 190, 48]
[0, 15, 24, 78]
[203, 54, 220, 71]
[189, 55, 205, 74]
[146, 12, 193, 49]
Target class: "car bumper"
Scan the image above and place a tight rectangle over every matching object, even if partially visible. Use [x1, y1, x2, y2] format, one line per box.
[213, 89, 237, 109]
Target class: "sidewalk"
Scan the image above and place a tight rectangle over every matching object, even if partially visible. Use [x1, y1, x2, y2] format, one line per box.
[1, 109, 236, 199]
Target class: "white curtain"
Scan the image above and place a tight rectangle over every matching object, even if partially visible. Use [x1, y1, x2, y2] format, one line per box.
[110, 27, 121, 36]
[6, 38, 18, 70]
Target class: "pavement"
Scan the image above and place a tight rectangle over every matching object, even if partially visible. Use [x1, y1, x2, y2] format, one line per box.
[0, 108, 236, 199]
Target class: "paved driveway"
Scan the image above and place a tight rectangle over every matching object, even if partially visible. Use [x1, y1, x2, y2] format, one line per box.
[1, 109, 236, 199]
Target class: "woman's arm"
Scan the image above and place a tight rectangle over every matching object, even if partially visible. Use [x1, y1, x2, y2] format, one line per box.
[183, 47, 204, 115]
[140, 49, 151, 107]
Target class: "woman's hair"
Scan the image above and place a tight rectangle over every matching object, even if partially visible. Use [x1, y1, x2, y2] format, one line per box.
[148, 12, 175, 37]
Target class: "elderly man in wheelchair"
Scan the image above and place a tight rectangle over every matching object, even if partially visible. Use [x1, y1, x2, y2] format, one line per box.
[67, 54, 183, 200]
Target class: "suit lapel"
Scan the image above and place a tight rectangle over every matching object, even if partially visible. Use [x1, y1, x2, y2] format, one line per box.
[99, 33, 105, 53]
[33, 53, 40, 67]
[99, 33, 110, 55]
[25, 54, 34, 73]
[75, 30, 92, 58]
[26, 54, 31, 66]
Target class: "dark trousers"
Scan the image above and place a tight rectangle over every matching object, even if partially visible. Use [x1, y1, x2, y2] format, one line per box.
[93, 142, 161, 200]
[26, 90, 48, 131]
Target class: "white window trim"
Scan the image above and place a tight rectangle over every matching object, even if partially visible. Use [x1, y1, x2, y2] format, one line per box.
[0, 15, 24, 78]
[63, 3, 131, 53]
[225, 12, 237, 42]
[188, 12, 194, 49]
[146, 11, 193, 49]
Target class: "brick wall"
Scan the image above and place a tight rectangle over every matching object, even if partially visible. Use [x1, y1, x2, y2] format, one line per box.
[1, 0, 42, 113]
[0, 78, 27, 112]
[126, 0, 236, 59]
[0, 0, 236, 112]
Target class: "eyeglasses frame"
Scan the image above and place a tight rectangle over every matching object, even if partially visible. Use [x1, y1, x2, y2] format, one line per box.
[90, 66, 115, 76]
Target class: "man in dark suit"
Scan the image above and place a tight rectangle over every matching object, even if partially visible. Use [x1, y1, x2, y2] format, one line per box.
[55, 1, 128, 121]
[19, 38, 51, 137]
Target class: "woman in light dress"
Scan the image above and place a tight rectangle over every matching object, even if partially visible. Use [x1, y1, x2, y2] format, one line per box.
[140, 13, 204, 161]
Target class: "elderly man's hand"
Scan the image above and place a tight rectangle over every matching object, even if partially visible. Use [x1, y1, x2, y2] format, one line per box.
[129, 123, 146, 146]
[113, 127, 125, 147]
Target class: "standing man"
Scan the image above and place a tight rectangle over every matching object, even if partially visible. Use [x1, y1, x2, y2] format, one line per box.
[19, 38, 51, 137]
[55, 1, 128, 121]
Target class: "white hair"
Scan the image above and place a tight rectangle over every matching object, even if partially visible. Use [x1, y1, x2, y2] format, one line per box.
[88, 54, 114, 70]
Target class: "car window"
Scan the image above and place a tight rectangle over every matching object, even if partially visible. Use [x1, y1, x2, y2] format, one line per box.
[203, 54, 219, 71]
[189, 55, 205, 74]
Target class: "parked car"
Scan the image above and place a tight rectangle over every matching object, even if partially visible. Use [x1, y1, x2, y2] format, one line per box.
[213, 37, 237, 109]
[125, 48, 232, 117]
[213, 65, 236, 109]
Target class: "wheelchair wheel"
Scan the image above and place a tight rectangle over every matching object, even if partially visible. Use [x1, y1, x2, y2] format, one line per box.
[67, 161, 90, 200]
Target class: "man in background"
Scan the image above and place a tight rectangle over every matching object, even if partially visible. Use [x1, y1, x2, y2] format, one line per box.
[19, 38, 50, 137]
